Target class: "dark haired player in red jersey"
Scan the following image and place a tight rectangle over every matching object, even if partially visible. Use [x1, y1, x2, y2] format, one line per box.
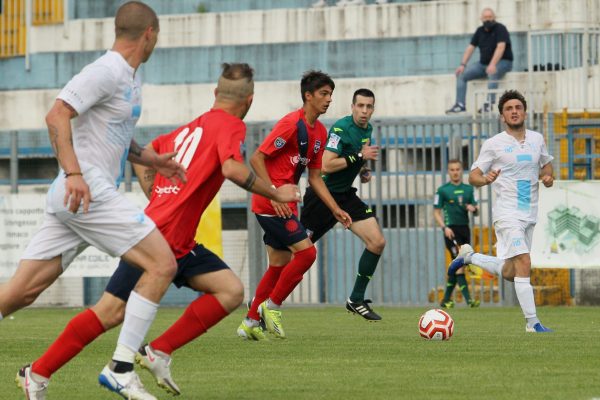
[17, 63, 301, 399]
[237, 70, 352, 341]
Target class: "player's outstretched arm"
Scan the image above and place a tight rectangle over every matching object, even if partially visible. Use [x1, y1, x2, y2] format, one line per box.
[307, 168, 352, 228]
[46, 99, 91, 213]
[127, 139, 187, 185]
[222, 158, 300, 203]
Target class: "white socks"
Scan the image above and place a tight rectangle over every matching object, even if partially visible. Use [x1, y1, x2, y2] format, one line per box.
[471, 253, 504, 276]
[112, 291, 159, 363]
[514, 277, 539, 326]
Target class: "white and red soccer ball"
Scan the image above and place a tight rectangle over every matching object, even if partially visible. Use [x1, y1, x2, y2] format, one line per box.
[418, 309, 454, 340]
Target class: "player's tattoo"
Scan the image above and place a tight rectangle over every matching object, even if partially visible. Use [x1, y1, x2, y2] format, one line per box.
[143, 168, 156, 197]
[48, 125, 60, 158]
[239, 171, 256, 191]
[129, 140, 144, 158]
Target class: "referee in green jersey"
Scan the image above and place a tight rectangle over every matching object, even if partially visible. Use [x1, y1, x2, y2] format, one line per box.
[434, 159, 480, 308]
[301, 88, 385, 321]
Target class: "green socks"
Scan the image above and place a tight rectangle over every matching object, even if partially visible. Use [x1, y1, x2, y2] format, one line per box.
[349, 249, 381, 303]
[456, 274, 471, 303]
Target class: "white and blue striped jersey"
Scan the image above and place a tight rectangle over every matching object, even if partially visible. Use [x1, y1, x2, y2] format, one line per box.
[471, 129, 553, 223]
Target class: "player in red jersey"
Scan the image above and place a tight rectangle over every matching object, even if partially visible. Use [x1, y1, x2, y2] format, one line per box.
[17, 63, 301, 399]
[237, 71, 352, 341]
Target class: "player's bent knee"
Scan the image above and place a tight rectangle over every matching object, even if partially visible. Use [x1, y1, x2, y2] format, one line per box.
[304, 245, 317, 263]
[366, 236, 386, 254]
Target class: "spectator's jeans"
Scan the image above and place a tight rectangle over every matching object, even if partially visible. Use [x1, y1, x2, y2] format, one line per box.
[455, 59, 513, 106]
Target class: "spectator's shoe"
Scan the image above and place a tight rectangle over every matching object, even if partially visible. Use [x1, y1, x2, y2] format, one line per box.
[526, 322, 554, 333]
[440, 299, 455, 309]
[448, 244, 474, 276]
[98, 365, 157, 400]
[136, 344, 181, 396]
[445, 103, 466, 114]
[237, 319, 268, 341]
[478, 102, 495, 114]
[345, 298, 382, 321]
[468, 299, 481, 308]
[16, 364, 48, 400]
[259, 301, 286, 339]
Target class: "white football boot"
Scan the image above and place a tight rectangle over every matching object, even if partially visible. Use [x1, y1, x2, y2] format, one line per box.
[98, 365, 157, 400]
[136, 344, 181, 396]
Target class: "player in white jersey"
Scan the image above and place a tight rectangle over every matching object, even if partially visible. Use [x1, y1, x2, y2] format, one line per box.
[0, 3, 186, 399]
[448, 90, 554, 333]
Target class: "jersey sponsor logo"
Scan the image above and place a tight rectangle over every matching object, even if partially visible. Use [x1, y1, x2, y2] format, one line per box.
[333, 127, 343, 132]
[155, 185, 181, 197]
[314, 140, 321, 154]
[290, 155, 310, 166]
[274, 137, 286, 148]
[327, 133, 341, 150]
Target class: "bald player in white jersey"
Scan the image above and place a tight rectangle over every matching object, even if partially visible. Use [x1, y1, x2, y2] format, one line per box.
[1, 2, 186, 399]
[448, 90, 554, 333]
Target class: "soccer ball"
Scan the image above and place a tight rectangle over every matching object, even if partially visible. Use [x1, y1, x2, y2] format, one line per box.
[418, 309, 454, 340]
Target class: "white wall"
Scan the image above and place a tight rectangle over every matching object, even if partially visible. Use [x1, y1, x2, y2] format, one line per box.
[28, 0, 599, 53]
[4, 70, 587, 131]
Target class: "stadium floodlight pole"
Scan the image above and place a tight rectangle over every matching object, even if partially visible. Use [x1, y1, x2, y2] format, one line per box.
[25, 0, 32, 71]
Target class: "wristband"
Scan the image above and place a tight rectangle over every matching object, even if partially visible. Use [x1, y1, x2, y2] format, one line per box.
[64, 172, 82, 178]
[344, 153, 363, 166]
[460, 63, 466, 67]
[441, 226, 447, 231]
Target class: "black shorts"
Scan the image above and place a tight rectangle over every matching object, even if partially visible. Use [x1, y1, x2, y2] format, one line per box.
[444, 225, 471, 258]
[300, 186, 374, 242]
[105, 244, 229, 302]
[255, 214, 309, 251]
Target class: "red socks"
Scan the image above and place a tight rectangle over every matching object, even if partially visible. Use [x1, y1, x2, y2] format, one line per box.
[247, 265, 283, 321]
[32, 309, 105, 379]
[270, 246, 317, 305]
[151, 294, 227, 355]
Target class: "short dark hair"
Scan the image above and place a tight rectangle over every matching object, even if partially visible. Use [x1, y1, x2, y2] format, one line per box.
[447, 159, 463, 167]
[498, 90, 527, 114]
[352, 88, 375, 104]
[221, 63, 254, 82]
[300, 70, 335, 103]
[115, 1, 159, 40]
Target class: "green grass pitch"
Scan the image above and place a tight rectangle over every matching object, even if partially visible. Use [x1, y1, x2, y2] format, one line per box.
[2, 306, 599, 399]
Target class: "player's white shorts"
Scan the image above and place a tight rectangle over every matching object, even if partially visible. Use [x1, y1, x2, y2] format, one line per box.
[494, 218, 535, 260]
[21, 192, 155, 271]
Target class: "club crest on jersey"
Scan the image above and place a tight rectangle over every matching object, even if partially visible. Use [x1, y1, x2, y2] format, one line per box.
[274, 137, 286, 149]
[327, 134, 340, 150]
[313, 140, 321, 154]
